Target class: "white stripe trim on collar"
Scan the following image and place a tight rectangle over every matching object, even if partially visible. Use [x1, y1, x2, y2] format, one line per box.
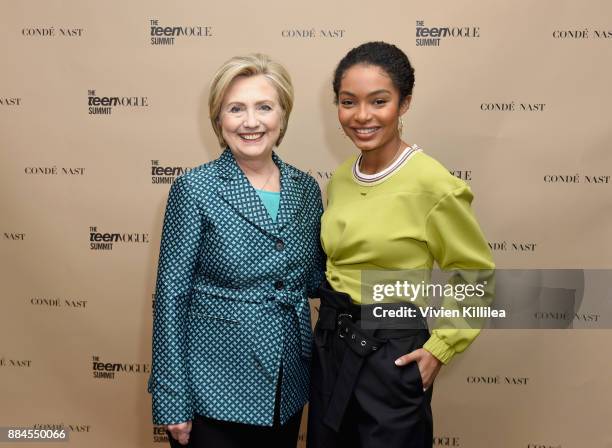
[352, 144, 421, 186]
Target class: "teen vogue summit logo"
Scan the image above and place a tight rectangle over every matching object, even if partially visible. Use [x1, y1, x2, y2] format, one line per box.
[87, 89, 149, 115]
[415, 20, 480, 47]
[149, 19, 213, 45]
[153, 426, 169, 443]
[91, 356, 150, 380]
[151, 160, 195, 184]
[89, 226, 149, 251]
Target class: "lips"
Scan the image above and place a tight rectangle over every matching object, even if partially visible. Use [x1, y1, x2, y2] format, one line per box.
[239, 132, 265, 142]
[354, 127, 379, 134]
[351, 127, 381, 140]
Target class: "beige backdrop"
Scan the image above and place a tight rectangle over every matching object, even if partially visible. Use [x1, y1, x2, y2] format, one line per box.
[1, 0, 611, 447]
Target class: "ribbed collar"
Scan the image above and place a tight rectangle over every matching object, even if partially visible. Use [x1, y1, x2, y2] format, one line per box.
[352, 144, 421, 186]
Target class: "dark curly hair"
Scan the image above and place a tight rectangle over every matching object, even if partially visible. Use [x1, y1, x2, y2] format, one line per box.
[332, 41, 415, 106]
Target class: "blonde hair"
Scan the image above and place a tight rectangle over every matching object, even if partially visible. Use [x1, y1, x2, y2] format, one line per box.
[208, 54, 294, 148]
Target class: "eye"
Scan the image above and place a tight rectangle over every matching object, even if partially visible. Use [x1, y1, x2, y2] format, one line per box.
[259, 104, 273, 111]
[340, 99, 354, 107]
[373, 98, 388, 106]
[228, 105, 243, 113]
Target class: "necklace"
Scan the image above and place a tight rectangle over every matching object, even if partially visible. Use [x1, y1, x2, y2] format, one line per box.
[240, 163, 277, 191]
[256, 168, 276, 190]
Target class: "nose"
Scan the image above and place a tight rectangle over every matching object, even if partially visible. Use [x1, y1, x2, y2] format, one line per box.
[355, 103, 371, 123]
[243, 107, 259, 129]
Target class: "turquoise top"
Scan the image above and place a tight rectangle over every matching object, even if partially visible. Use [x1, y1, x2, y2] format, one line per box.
[255, 188, 280, 222]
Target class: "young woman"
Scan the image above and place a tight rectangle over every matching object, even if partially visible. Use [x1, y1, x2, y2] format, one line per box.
[148, 54, 325, 448]
[308, 42, 495, 448]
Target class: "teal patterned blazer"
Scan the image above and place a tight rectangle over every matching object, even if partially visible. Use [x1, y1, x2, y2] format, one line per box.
[147, 148, 325, 426]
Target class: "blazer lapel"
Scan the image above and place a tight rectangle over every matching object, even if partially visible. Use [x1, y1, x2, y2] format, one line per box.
[274, 152, 304, 232]
[216, 148, 277, 236]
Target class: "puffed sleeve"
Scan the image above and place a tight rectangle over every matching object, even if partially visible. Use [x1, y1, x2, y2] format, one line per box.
[422, 185, 495, 364]
[147, 175, 204, 424]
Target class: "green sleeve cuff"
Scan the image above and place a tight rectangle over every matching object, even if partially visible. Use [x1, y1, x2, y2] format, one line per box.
[423, 334, 456, 365]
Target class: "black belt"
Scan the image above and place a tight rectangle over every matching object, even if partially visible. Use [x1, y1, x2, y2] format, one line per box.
[316, 283, 428, 431]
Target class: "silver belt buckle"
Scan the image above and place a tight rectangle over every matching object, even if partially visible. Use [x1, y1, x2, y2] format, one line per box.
[337, 313, 352, 338]
[337, 313, 352, 324]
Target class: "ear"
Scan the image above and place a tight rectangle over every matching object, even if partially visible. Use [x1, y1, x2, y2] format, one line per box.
[399, 95, 412, 115]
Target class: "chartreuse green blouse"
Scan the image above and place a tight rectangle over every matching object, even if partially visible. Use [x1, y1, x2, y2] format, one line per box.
[321, 145, 495, 364]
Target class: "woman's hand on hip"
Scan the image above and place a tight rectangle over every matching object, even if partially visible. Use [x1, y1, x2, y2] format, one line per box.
[395, 348, 442, 390]
[167, 421, 192, 445]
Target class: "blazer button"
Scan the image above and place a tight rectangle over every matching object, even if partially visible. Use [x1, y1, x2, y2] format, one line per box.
[274, 280, 284, 290]
[275, 239, 285, 251]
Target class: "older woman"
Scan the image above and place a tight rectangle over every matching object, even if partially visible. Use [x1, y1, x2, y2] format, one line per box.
[148, 54, 324, 448]
[307, 42, 495, 448]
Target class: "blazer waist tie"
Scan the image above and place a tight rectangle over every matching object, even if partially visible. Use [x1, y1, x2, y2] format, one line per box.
[254, 291, 312, 380]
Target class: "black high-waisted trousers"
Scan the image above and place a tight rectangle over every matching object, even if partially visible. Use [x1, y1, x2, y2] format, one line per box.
[307, 283, 434, 448]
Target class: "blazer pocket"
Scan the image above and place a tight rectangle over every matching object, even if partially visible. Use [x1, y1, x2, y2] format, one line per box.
[186, 310, 252, 372]
[189, 292, 247, 325]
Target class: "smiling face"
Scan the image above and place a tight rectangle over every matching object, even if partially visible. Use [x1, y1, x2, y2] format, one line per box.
[219, 74, 283, 161]
[337, 64, 410, 154]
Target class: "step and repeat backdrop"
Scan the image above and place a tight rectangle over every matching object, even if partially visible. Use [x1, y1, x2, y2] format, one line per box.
[1, 0, 611, 447]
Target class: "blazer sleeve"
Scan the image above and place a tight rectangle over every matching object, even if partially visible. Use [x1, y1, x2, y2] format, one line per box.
[306, 178, 326, 298]
[422, 185, 495, 364]
[148, 175, 204, 424]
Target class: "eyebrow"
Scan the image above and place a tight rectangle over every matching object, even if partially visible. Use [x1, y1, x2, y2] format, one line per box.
[338, 89, 392, 97]
[226, 100, 276, 106]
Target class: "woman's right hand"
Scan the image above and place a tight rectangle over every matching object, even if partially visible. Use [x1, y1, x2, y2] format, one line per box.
[167, 421, 192, 445]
